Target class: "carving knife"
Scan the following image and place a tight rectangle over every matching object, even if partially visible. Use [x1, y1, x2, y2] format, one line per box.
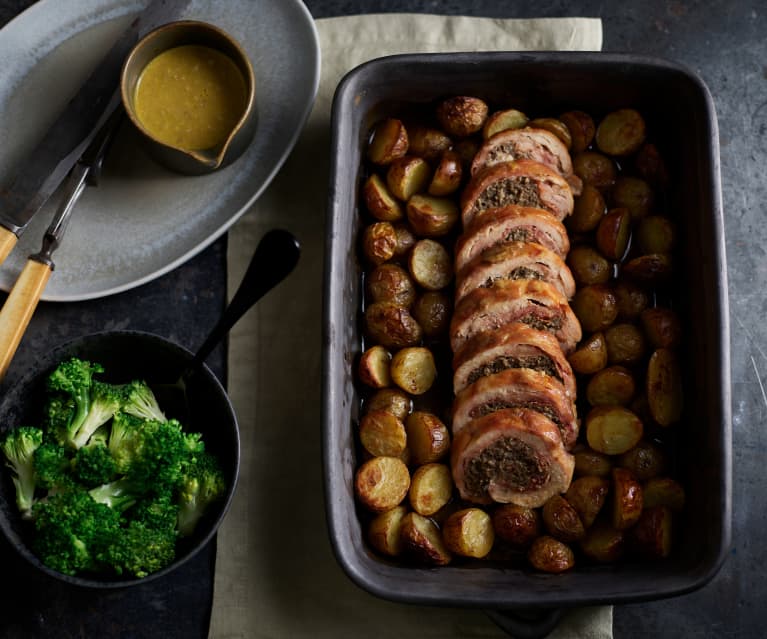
[0, 0, 191, 268]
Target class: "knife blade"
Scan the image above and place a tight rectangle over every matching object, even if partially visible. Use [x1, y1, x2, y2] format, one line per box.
[0, 0, 191, 267]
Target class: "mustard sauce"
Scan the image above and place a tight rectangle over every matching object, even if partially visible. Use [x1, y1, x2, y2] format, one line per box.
[134, 44, 248, 151]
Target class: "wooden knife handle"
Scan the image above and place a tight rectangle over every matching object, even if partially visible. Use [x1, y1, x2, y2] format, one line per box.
[0, 259, 52, 381]
[0, 227, 17, 267]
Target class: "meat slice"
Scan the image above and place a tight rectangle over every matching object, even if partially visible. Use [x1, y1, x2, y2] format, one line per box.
[450, 279, 582, 354]
[451, 368, 578, 449]
[460, 159, 574, 226]
[452, 322, 577, 400]
[455, 240, 576, 303]
[470, 127, 583, 195]
[454, 205, 569, 272]
[451, 407, 575, 508]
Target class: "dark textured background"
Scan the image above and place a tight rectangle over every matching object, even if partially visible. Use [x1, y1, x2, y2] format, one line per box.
[0, 0, 764, 637]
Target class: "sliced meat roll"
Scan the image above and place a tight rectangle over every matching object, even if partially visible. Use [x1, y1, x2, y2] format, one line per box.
[454, 205, 570, 272]
[450, 279, 582, 354]
[451, 368, 578, 449]
[460, 159, 574, 226]
[455, 240, 576, 303]
[452, 322, 576, 400]
[451, 407, 575, 508]
[470, 127, 583, 195]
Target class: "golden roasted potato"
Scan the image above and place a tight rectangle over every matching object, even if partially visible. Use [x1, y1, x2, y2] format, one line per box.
[367, 263, 416, 308]
[568, 332, 608, 375]
[614, 279, 650, 320]
[408, 463, 452, 516]
[357, 345, 392, 389]
[362, 173, 404, 222]
[364, 302, 423, 350]
[355, 456, 410, 513]
[542, 495, 585, 543]
[617, 440, 666, 481]
[528, 117, 572, 149]
[568, 184, 606, 233]
[573, 445, 613, 478]
[596, 207, 632, 261]
[361, 221, 397, 265]
[367, 117, 409, 165]
[359, 409, 407, 457]
[637, 215, 676, 255]
[527, 536, 575, 573]
[631, 506, 672, 558]
[611, 175, 654, 221]
[365, 387, 412, 421]
[400, 511, 452, 565]
[567, 245, 611, 286]
[586, 406, 644, 455]
[482, 108, 529, 139]
[411, 291, 451, 339]
[408, 239, 453, 291]
[390, 346, 437, 395]
[442, 508, 495, 558]
[573, 151, 617, 190]
[406, 194, 459, 237]
[605, 323, 646, 365]
[560, 110, 595, 153]
[622, 253, 673, 285]
[640, 307, 682, 349]
[571, 284, 619, 333]
[405, 411, 450, 465]
[392, 223, 416, 258]
[643, 477, 685, 511]
[596, 108, 646, 156]
[492, 504, 541, 546]
[612, 467, 643, 530]
[646, 348, 683, 426]
[586, 365, 636, 407]
[565, 476, 610, 528]
[428, 150, 463, 196]
[436, 96, 488, 137]
[580, 520, 625, 563]
[407, 125, 452, 160]
[367, 505, 408, 557]
[386, 155, 431, 201]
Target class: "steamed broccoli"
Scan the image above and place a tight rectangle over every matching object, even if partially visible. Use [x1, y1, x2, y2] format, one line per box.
[71, 437, 117, 487]
[107, 411, 144, 473]
[33, 442, 71, 491]
[130, 494, 180, 533]
[45, 358, 102, 447]
[98, 520, 176, 578]
[126, 419, 194, 490]
[122, 380, 166, 423]
[176, 451, 226, 537]
[88, 477, 141, 512]
[1, 426, 44, 517]
[69, 381, 123, 449]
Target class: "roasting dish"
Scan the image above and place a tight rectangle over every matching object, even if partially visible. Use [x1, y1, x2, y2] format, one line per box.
[322, 52, 730, 609]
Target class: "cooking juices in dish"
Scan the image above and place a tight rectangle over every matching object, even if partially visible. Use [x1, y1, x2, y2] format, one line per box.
[133, 44, 248, 151]
[354, 97, 685, 572]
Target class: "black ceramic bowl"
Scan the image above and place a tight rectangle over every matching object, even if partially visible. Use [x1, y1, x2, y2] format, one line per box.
[322, 52, 731, 616]
[0, 330, 240, 588]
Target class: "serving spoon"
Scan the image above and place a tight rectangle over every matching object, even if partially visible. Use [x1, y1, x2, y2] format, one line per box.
[153, 228, 300, 421]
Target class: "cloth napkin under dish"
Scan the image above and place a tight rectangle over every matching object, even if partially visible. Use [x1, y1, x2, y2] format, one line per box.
[210, 13, 605, 639]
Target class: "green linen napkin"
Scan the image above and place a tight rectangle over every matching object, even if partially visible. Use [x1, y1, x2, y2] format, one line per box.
[212, 13, 606, 639]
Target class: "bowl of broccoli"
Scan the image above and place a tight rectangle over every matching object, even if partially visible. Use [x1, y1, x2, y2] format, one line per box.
[0, 330, 239, 587]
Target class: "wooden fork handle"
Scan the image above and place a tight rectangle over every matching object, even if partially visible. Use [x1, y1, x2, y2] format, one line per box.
[0, 258, 52, 381]
[0, 227, 17, 268]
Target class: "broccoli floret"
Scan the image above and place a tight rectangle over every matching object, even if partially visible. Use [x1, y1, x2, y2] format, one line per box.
[46, 358, 102, 445]
[32, 488, 121, 576]
[130, 494, 180, 533]
[33, 442, 71, 491]
[98, 520, 176, 579]
[128, 419, 193, 490]
[107, 411, 144, 473]
[69, 381, 123, 449]
[71, 439, 117, 487]
[176, 451, 226, 537]
[1, 426, 43, 517]
[88, 477, 141, 512]
[43, 394, 76, 446]
[122, 381, 166, 423]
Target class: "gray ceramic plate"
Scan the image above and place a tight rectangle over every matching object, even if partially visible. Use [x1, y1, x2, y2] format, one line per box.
[0, 0, 319, 301]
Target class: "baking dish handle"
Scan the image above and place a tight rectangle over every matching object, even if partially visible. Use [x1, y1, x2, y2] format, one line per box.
[484, 608, 564, 639]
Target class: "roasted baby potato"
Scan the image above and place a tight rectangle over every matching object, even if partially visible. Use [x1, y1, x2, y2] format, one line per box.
[573, 151, 617, 190]
[492, 504, 541, 546]
[442, 508, 495, 558]
[411, 291, 451, 339]
[409, 463, 452, 516]
[612, 467, 643, 530]
[436, 95, 488, 137]
[428, 150, 463, 196]
[405, 411, 450, 465]
[611, 175, 654, 221]
[365, 387, 412, 421]
[586, 365, 636, 407]
[542, 495, 585, 543]
[400, 511, 452, 565]
[568, 183, 606, 233]
[586, 406, 644, 455]
[392, 223, 416, 258]
[407, 125, 452, 160]
[646, 348, 683, 426]
[367, 117, 409, 165]
[571, 284, 619, 333]
[637, 215, 676, 254]
[406, 194, 459, 237]
[568, 245, 611, 286]
[640, 307, 682, 349]
[362, 173, 404, 222]
[527, 536, 575, 573]
[560, 110, 595, 153]
[359, 409, 407, 458]
[622, 253, 673, 285]
[390, 346, 437, 395]
[528, 117, 573, 148]
[580, 520, 626, 563]
[364, 302, 423, 349]
[354, 456, 410, 513]
[631, 506, 672, 558]
[572, 445, 613, 478]
[361, 221, 397, 265]
[482, 108, 529, 139]
[596, 207, 632, 261]
[596, 108, 646, 157]
[367, 504, 408, 557]
[387, 155, 431, 201]
[367, 263, 416, 307]
[408, 239, 453, 290]
[564, 476, 610, 528]
[605, 323, 646, 365]
[613, 279, 650, 320]
[617, 440, 666, 481]
[568, 331, 608, 375]
[643, 477, 685, 511]
[357, 345, 392, 389]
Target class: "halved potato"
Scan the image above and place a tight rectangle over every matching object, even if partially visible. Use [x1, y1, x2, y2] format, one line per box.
[357, 345, 391, 389]
[362, 173, 404, 222]
[405, 411, 450, 465]
[442, 508, 495, 558]
[630, 506, 673, 558]
[354, 456, 410, 513]
[612, 467, 643, 530]
[586, 365, 636, 407]
[364, 387, 412, 420]
[367, 505, 408, 556]
[596, 108, 646, 156]
[408, 463, 452, 516]
[406, 194, 459, 237]
[400, 511, 452, 565]
[527, 536, 575, 573]
[367, 117, 409, 165]
[492, 504, 541, 546]
[642, 477, 685, 511]
[408, 239, 453, 290]
[586, 406, 644, 455]
[646, 348, 683, 426]
[580, 519, 625, 563]
[572, 445, 613, 478]
[482, 108, 529, 139]
[568, 332, 608, 375]
[542, 495, 585, 543]
[390, 347, 437, 395]
[560, 110, 595, 153]
[428, 150, 463, 196]
[386, 156, 431, 201]
[564, 476, 610, 528]
[359, 409, 407, 458]
[407, 125, 452, 160]
[617, 440, 666, 481]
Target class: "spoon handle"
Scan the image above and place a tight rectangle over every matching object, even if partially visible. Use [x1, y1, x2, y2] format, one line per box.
[185, 228, 301, 377]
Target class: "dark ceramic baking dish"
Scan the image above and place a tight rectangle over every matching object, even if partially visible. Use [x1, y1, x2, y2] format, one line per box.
[321, 52, 731, 613]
